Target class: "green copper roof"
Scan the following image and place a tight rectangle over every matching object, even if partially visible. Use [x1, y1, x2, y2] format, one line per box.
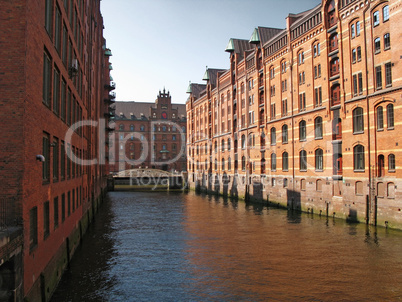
[249, 28, 260, 44]
[202, 67, 209, 81]
[110, 75, 114, 81]
[225, 38, 235, 52]
[109, 63, 113, 70]
[105, 49, 112, 56]
[186, 81, 192, 93]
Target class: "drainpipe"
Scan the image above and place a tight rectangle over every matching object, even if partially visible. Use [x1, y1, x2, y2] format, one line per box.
[363, 2, 373, 223]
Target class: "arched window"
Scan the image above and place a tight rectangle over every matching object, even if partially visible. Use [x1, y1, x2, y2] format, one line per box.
[315, 148, 323, 171]
[270, 127, 276, 145]
[313, 42, 321, 57]
[299, 120, 306, 141]
[130, 124, 134, 131]
[271, 153, 277, 171]
[329, 33, 338, 52]
[140, 125, 145, 131]
[214, 141, 218, 153]
[261, 158, 265, 174]
[377, 106, 384, 130]
[353, 144, 365, 171]
[327, 0, 336, 28]
[227, 138, 231, 150]
[282, 124, 288, 143]
[241, 134, 246, 149]
[355, 181, 363, 195]
[387, 182, 395, 198]
[388, 154, 395, 171]
[314, 117, 323, 139]
[282, 152, 289, 171]
[119, 124, 124, 131]
[241, 156, 246, 171]
[316, 179, 323, 192]
[330, 57, 340, 76]
[374, 37, 381, 53]
[383, 5, 389, 22]
[387, 104, 394, 128]
[221, 139, 225, 152]
[378, 154, 385, 177]
[300, 150, 307, 171]
[214, 158, 218, 170]
[353, 107, 364, 133]
[331, 84, 341, 106]
[205, 143, 208, 154]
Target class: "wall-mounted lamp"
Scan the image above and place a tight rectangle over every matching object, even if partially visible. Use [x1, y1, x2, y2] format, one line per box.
[36, 155, 45, 162]
[69, 59, 78, 78]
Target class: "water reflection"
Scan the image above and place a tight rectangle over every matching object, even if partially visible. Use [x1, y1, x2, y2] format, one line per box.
[52, 191, 402, 302]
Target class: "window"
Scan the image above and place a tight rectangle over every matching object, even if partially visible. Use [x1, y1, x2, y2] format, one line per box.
[315, 149, 323, 171]
[300, 150, 307, 171]
[61, 193, 65, 222]
[383, 5, 389, 22]
[356, 21, 361, 36]
[270, 104, 275, 120]
[352, 48, 357, 63]
[270, 67, 275, 79]
[271, 153, 277, 171]
[242, 156, 246, 171]
[357, 46, 361, 61]
[43, 133, 50, 182]
[62, 25, 68, 65]
[282, 99, 288, 116]
[55, 6, 62, 53]
[384, 33, 390, 50]
[353, 107, 364, 133]
[140, 125, 145, 131]
[387, 182, 395, 198]
[314, 87, 322, 107]
[313, 43, 320, 57]
[282, 152, 289, 171]
[283, 178, 288, 188]
[222, 158, 225, 171]
[373, 11, 380, 26]
[54, 197, 59, 229]
[377, 106, 384, 130]
[387, 104, 394, 128]
[53, 138, 59, 181]
[375, 66, 382, 90]
[67, 191, 71, 216]
[388, 154, 395, 171]
[314, 64, 322, 78]
[45, 0, 52, 35]
[270, 127, 276, 145]
[172, 134, 176, 141]
[330, 34, 339, 52]
[385, 63, 392, 87]
[315, 117, 323, 139]
[43, 52, 52, 107]
[221, 139, 225, 152]
[60, 141, 65, 180]
[351, 23, 355, 38]
[44, 201, 50, 239]
[374, 37, 381, 54]
[353, 73, 363, 96]
[282, 124, 288, 144]
[354, 144, 365, 171]
[29, 207, 38, 251]
[330, 58, 339, 76]
[227, 138, 231, 150]
[228, 157, 231, 171]
[299, 120, 306, 141]
[299, 93, 306, 112]
[298, 51, 304, 65]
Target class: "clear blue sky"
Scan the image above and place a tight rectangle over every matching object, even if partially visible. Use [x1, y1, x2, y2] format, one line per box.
[101, 0, 320, 104]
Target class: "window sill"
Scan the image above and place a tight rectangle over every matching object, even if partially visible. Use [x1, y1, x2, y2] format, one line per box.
[353, 131, 364, 135]
[388, 170, 396, 173]
[387, 127, 394, 131]
[315, 137, 323, 140]
[315, 169, 324, 172]
[300, 169, 307, 172]
[353, 169, 365, 173]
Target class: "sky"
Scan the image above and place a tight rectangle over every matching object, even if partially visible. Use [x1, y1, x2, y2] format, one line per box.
[100, 0, 321, 104]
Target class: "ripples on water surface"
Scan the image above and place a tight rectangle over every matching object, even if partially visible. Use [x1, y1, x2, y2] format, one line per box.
[51, 191, 402, 302]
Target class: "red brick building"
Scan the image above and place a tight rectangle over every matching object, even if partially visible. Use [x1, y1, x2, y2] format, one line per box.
[186, 0, 402, 229]
[0, 0, 112, 300]
[110, 89, 187, 173]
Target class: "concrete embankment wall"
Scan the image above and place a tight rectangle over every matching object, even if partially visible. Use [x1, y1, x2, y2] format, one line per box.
[188, 172, 402, 230]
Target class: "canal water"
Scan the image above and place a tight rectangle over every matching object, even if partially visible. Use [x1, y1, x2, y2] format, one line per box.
[51, 191, 402, 302]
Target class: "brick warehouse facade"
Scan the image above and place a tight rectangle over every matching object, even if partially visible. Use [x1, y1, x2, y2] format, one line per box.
[110, 89, 187, 173]
[186, 0, 402, 229]
[0, 0, 112, 300]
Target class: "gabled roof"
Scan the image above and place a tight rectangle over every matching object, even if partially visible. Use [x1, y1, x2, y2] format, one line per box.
[188, 83, 207, 100]
[225, 38, 253, 54]
[204, 68, 227, 88]
[288, 4, 321, 29]
[257, 27, 284, 45]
